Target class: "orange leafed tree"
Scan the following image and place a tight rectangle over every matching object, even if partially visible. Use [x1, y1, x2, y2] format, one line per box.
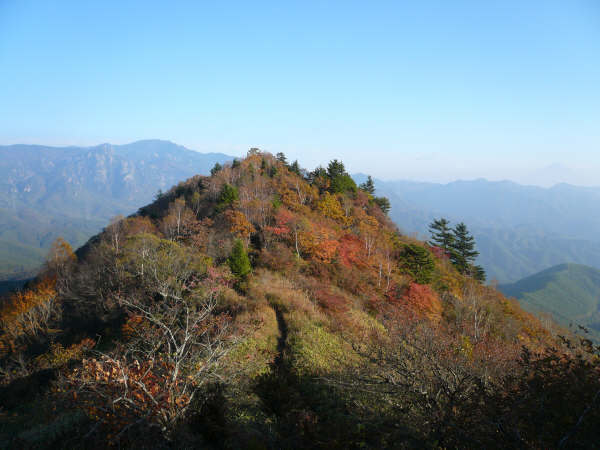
[225, 209, 256, 242]
[297, 223, 339, 263]
[46, 237, 76, 275]
[0, 277, 58, 356]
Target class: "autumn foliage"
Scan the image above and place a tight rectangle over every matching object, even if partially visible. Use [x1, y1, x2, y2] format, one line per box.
[1, 150, 596, 449]
[401, 282, 443, 320]
[0, 276, 58, 357]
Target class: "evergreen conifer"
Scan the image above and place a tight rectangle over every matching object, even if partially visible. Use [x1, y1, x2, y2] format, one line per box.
[451, 222, 479, 273]
[402, 244, 435, 284]
[228, 239, 251, 279]
[428, 218, 454, 253]
[359, 175, 376, 195]
[210, 162, 223, 176]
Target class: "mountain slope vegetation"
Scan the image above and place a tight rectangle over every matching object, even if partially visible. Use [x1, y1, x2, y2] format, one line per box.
[356, 176, 600, 282]
[500, 263, 600, 340]
[0, 140, 232, 279]
[1, 151, 598, 449]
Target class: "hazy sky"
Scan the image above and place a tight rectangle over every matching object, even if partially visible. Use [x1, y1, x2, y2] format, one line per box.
[1, 1, 599, 186]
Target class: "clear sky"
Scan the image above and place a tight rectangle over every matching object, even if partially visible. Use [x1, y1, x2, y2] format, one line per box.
[1, 1, 599, 186]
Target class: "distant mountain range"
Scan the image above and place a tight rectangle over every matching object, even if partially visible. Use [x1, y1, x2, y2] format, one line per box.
[3, 142, 600, 286]
[0, 140, 233, 279]
[354, 175, 600, 282]
[499, 263, 600, 341]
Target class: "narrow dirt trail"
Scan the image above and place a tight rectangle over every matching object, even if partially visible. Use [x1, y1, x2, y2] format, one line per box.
[254, 303, 329, 447]
[253, 303, 293, 422]
[272, 304, 288, 368]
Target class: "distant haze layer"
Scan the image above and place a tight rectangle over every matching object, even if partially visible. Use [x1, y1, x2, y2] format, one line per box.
[354, 174, 600, 283]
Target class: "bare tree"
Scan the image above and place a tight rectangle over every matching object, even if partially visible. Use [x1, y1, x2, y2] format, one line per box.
[65, 234, 232, 442]
[106, 215, 125, 254]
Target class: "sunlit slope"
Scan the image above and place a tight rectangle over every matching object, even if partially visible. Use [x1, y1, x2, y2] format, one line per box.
[500, 263, 600, 336]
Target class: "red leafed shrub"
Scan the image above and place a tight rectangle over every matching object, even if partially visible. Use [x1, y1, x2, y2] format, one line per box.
[337, 234, 366, 268]
[401, 282, 442, 319]
[314, 289, 350, 313]
[274, 207, 294, 227]
[258, 242, 297, 272]
[367, 293, 387, 314]
[265, 208, 294, 236]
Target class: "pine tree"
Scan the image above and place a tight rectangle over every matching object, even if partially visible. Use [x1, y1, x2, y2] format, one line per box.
[309, 166, 329, 193]
[374, 196, 391, 214]
[471, 264, 486, 282]
[289, 160, 301, 175]
[428, 218, 454, 254]
[401, 244, 435, 284]
[228, 239, 251, 279]
[218, 184, 239, 210]
[210, 162, 223, 176]
[309, 166, 327, 182]
[359, 175, 376, 195]
[451, 222, 479, 274]
[327, 159, 346, 179]
[326, 159, 357, 193]
[276, 152, 288, 166]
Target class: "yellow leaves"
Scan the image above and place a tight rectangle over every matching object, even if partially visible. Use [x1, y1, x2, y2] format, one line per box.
[358, 215, 379, 233]
[458, 335, 474, 360]
[47, 237, 77, 265]
[35, 337, 95, 369]
[279, 186, 299, 209]
[0, 276, 58, 346]
[318, 192, 347, 224]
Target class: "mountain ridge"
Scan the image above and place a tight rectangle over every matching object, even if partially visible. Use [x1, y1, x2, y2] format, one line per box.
[499, 263, 600, 340]
[0, 140, 234, 279]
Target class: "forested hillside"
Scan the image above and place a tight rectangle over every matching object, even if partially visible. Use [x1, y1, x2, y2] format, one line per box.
[356, 176, 600, 282]
[500, 263, 600, 341]
[0, 140, 232, 280]
[1, 151, 598, 448]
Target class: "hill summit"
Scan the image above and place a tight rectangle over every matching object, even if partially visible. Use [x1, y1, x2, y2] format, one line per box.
[1, 150, 599, 448]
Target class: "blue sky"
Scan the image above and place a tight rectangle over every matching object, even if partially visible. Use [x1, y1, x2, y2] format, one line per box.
[1, 1, 599, 185]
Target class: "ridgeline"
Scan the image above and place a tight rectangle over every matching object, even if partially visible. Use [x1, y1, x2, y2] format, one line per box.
[1, 150, 598, 449]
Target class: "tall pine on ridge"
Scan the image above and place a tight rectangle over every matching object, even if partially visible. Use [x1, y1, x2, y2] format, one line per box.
[428, 218, 454, 254]
[451, 222, 479, 274]
[359, 175, 376, 195]
[429, 218, 485, 281]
